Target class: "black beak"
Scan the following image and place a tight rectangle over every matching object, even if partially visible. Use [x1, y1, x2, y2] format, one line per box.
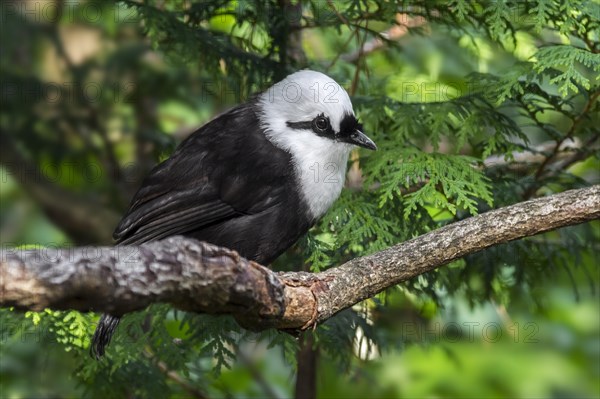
[346, 130, 377, 150]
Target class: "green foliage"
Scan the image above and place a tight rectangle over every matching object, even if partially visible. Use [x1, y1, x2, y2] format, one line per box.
[1, 0, 598, 397]
[364, 149, 494, 217]
[534, 45, 600, 96]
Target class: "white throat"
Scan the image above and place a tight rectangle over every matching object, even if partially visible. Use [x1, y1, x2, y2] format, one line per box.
[278, 130, 351, 220]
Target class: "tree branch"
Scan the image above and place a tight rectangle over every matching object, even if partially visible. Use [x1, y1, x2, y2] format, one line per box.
[341, 14, 427, 63]
[1, 186, 599, 330]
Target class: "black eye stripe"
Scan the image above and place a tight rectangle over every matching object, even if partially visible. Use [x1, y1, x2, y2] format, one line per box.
[286, 114, 335, 139]
[286, 113, 360, 131]
[286, 120, 313, 130]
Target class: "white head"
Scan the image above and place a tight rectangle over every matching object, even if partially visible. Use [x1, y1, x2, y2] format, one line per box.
[256, 70, 376, 220]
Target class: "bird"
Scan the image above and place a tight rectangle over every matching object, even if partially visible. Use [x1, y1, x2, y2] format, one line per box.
[91, 69, 377, 358]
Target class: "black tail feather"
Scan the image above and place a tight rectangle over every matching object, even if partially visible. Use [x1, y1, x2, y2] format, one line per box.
[91, 314, 121, 359]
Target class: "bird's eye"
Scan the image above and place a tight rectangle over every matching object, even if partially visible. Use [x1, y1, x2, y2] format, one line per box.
[314, 116, 329, 132]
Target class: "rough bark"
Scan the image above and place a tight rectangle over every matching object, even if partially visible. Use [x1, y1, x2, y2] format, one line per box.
[0, 241, 286, 330]
[1, 186, 599, 330]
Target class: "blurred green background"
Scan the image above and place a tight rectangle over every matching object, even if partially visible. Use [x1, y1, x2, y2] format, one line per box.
[1, 0, 598, 398]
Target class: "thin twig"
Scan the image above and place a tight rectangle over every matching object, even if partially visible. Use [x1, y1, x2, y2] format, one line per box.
[523, 90, 599, 199]
[144, 349, 209, 399]
[237, 349, 281, 399]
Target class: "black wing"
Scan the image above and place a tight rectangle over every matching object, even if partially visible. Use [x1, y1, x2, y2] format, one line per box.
[114, 103, 291, 245]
